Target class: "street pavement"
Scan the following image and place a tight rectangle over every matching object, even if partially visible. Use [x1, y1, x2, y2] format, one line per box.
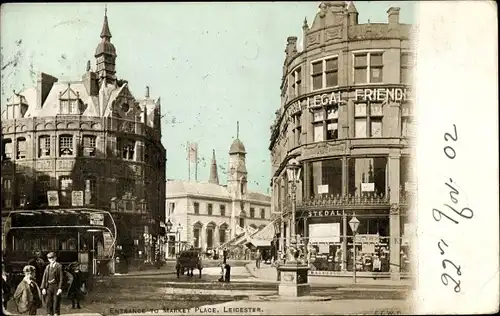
[4, 260, 413, 315]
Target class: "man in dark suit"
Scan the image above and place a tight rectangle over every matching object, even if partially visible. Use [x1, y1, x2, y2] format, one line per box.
[28, 250, 45, 286]
[40, 252, 63, 316]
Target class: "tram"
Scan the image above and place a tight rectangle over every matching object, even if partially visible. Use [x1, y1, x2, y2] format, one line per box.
[3, 208, 117, 286]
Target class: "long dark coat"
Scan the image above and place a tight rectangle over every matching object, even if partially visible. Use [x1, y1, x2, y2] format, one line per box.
[67, 271, 84, 300]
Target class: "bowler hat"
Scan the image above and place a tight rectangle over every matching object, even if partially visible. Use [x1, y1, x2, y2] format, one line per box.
[23, 265, 36, 273]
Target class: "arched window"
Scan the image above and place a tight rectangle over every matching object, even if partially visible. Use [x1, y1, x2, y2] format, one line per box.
[239, 211, 246, 228]
[206, 222, 216, 249]
[219, 223, 229, 244]
[192, 222, 202, 248]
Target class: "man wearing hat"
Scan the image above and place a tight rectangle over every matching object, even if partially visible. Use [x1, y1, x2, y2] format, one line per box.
[13, 265, 42, 315]
[40, 252, 63, 316]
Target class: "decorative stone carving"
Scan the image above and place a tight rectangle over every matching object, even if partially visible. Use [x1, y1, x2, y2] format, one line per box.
[307, 33, 320, 46]
[45, 123, 54, 130]
[326, 26, 342, 41]
[36, 160, 53, 170]
[67, 122, 78, 129]
[57, 159, 74, 170]
[92, 123, 102, 130]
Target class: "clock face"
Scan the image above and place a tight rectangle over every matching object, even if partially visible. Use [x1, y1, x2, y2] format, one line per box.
[121, 102, 130, 113]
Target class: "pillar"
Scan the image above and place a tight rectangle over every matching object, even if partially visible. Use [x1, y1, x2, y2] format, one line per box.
[389, 154, 401, 280]
[200, 225, 206, 252]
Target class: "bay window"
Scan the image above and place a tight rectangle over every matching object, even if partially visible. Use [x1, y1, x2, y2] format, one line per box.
[83, 135, 97, 157]
[17, 137, 26, 159]
[39, 136, 51, 157]
[311, 56, 339, 91]
[354, 52, 384, 84]
[59, 135, 74, 156]
[308, 159, 342, 197]
[348, 157, 387, 197]
[119, 139, 135, 160]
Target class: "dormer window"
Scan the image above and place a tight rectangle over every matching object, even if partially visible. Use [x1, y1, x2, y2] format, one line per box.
[59, 85, 81, 115]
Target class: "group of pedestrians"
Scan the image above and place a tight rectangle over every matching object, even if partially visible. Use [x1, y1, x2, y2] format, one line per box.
[2, 250, 86, 315]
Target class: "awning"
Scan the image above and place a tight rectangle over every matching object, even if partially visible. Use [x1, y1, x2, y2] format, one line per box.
[248, 239, 272, 247]
[6, 208, 108, 216]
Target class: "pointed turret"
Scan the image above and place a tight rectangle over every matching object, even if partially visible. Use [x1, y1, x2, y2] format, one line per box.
[209, 149, 220, 185]
[95, 6, 117, 85]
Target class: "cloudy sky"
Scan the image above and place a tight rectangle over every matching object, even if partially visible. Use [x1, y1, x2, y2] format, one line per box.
[1, 1, 415, 194]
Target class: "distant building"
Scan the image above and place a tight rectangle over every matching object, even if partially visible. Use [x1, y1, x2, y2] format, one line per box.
[1, 10, 166, 263]
[269, 1, 415, 279]
[165, 137, 272, 257]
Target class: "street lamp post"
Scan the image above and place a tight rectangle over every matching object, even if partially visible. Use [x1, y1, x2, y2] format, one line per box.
[278, 158, 309, 297]
[165, 219, 173, 258]
[176, 224, 183, 254]
[349, 215, 360, 284]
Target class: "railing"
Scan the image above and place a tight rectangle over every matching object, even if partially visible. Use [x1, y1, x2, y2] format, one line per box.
[297, 193, 390, 209]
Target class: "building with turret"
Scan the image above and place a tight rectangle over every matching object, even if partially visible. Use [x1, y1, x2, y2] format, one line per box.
[1, 10, 166, 264]
[269, 1, 416, 279]
[164, 129, 272, 258]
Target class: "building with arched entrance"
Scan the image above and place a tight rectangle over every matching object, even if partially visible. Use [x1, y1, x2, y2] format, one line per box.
[164, 136, 272, 258]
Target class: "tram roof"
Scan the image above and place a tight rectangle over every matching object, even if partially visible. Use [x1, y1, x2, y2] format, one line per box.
[6, 208, 110, 216]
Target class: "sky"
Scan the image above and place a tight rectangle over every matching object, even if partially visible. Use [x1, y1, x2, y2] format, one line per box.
[1, 1, 415, 194]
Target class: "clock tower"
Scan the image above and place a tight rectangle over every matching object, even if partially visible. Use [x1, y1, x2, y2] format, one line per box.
[228, 122, 248, 238]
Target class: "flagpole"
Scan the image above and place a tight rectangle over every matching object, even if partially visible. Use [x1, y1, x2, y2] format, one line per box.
[195, 144, 198, 181]
[187, 141, 191, 181]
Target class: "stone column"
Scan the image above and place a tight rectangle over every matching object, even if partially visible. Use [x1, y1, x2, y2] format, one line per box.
[51, 134, 57, 158]
[214, 226, 220, 248]
[389, 154, 401, 280]
[200, 225, 206, 252]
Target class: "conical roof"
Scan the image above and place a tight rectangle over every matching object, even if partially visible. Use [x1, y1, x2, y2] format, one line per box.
[229, 138, 246, 155]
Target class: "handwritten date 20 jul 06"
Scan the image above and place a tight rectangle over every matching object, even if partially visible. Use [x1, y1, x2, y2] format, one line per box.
[433, 124, 473, 293]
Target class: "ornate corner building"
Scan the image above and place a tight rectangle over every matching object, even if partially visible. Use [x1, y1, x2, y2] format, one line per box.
[1, 11, 166, 261]
[269, 2, 416, 279]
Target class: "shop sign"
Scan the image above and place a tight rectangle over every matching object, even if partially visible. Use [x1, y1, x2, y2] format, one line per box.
[47, 191, 59, 207]
[354, 234, 380, 244]
[102, 232, 114, 258]
[90, 213, 104, 226]
[361, 183, 375, 192]
[354, 88, 410, 102]
[362, 244, 375, 253]
[307, 92, 342, 109]
[307, 210, 345, 217]
[317, 184, 329, 194]
[71, 190, 84, 207]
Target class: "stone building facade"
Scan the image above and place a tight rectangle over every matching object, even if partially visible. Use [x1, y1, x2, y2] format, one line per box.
[1, 12, 166, 259]
[165, 139, 271, 257]
[269, 1, 415, 279]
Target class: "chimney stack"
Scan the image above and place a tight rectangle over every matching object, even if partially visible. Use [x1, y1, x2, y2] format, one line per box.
[286, 36, 298, 56]
[387, 7, 400, 25]
[146, 86, 150, 98]
[36, 72, 58, 110]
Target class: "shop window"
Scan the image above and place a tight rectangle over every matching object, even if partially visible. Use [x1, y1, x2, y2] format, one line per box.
[311, 57, 338, 91]
[2, 139, 13, 160]
[348, 157, 387, 196]
[208, 203, 213, 215]
[354, 52, 384, 84]
[289, 67, 302, 98]
[250, 207, 255, 218]
[220, 204, 225, 216]
[59, 176, 73, 206]
[400, 52, 413, 84]
[38, 136, 51, 157]
[309, 159, 342, 197]
[194, 202, 200, 214]
[16, 137, 26, 159]
[354, 102, 383, 138]
[59, 135, 74, 156]
[82, 135, 97, 157]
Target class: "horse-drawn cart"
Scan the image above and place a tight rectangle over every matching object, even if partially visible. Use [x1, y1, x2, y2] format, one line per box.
[175, 249, 203, 278]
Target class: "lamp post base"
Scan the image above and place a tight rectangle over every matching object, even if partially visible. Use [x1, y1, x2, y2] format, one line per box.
[278, 262, 311, 297]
